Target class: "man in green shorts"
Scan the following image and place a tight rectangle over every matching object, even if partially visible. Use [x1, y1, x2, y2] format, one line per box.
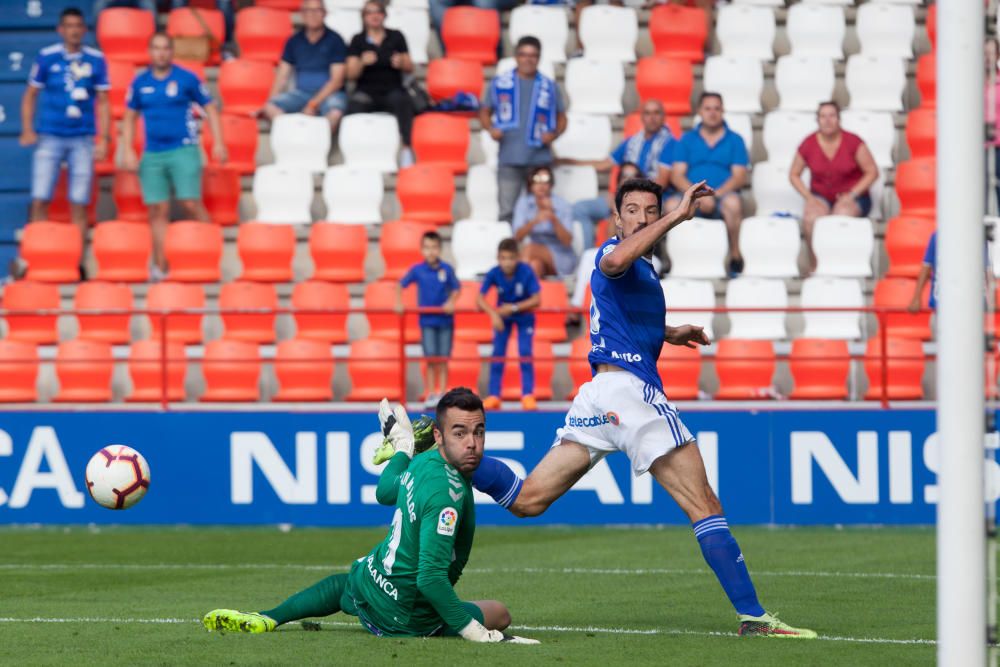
[203, 388, 539, 644]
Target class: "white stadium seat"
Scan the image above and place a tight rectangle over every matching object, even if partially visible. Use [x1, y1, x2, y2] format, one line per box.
[869, 0, 919, 5]
[846, 55, 906, 112]
[730, 0, 782, 6]
[786, 3, 845, 59]
[775, 56, 834, 112]
[325, 8, 360, 43]
[812, 215, 874, 278]
[739, 216, 801, 278]
[855, 3, 914, 59]
[578, 5, 638, 62]
[661, 278, 716, 340]
[552, 165, 598, 202]
[269, 113, 331, 173]
[465, 164, 499, 221]
[801, 0, 852, 5]
[339, 113, 400, 173]
[496, 57, 555, 80]
[479, 129, 498, 168]
[324, 0, 363, 9]
[452, 219, 513, 280]
[702, 56, 763, 114]
[508, 5, 569, 64]
[322, 165, 384, 225]
[752, 161, 805, 218]
[715, 4, 775, 61]
[840, 110, 895, 168]
[868, 171, 886, 219]
[385, 7, 430, 65]
[762, 111, 816, 166]
[800, 276, 864, 340]
[726, 277, 788, 340]
[553, 113, 613, 162]
[391, 0, 428, 9]
[253, 165, 314, 225]
[666, 217, 728, 279]
[564, 59, 624, 115]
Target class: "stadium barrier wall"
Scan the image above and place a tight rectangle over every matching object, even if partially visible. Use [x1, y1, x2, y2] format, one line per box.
[0, 408, 996, 526]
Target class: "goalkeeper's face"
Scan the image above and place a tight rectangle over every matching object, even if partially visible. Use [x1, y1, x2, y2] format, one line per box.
[435, 407, 486, 477]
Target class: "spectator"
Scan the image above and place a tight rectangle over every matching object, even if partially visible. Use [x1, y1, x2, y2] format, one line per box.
[790, 101, 878, 272]
[907, 231, 991, 315]
[345, 0, 416, 165]
[986, 38, 999, 212]
[476, 238, 541, 411]
[480, 35, 567, 223]
[512, 165, 576, 278]
[20, 7, 110, 277]
[397, 231, 461, 408]
[263, 0, 348, 134]
[667, 91, 748, 275]
[121, 32, 226, 280]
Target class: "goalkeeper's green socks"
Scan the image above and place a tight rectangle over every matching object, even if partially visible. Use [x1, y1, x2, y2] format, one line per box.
[259, 573, 348, 626]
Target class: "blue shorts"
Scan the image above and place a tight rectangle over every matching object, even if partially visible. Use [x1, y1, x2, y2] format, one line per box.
[813, 192, 873, 217]
[421, 325, 454, 359]
[270, 88, 348, 116]
[31, 134, 95, 204]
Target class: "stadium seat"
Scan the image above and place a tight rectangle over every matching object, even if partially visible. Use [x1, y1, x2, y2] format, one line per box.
[237, 222, 295, 282]
[648, 4, 707, 63]
[321, 165, 384, 224]
[106, 60, 134, 119]
[310, 222, 367, 283]
[714, 339, 775, 400]
[536, 281, 569, 342]
[552, 165, 599, 203]
[665, 217, 727, 279]
[702, 56, 763, 114]
[92, 221, 151, 283]
[864, 336, 925, 401]
[566, 336, 591, 399]
[751, 161, 804, 218]
[200, 339, 261, 402]
[661, 278, 716, 340]
[452, 219, 512, 280]
[270, 113, 331, 173]
[775, 56, 834, 112]
[0, 83, 23, 135]
[0, 32, 54, 83]
[886, 216, 935, 279]
[346, 337, 404, 401]
[813, 216, 874, 278]
[112, 171, 147, 222]
[441, 340, 482, 394]
[339, 113, 400, 173]
[165, 221, 223, 283]
[396, 165, 455, 224]
[20, 221, 82, 283]
[53, 339, 114, 403]
[895, 158, 936, 218]
[564, 59, 625, 115]
[146, 281, 205, 345]
[508, 5, 568, 64]
[479, 129, 499, 168]
[324, 8, 360, 45]
[786, 4, 844, 59]
[455, 281, 494, 343]
[634, 57, 694, 115]
[127, 339, 187, 403]
[552, 113, 613, 162]
[0, 340, 39, 402]
[800, 276, 863, 340]
[202, 165, 241, 225]
[739, 216, 801, 278]
[726, 277, 788, 340]
[846, 55, 906, 112]
[0, 1, 92, 29]
[840, 110, 895, 168]
[578, 5, 638, 62]
[273, 338, 334, 402]
[167, 7, 225, 64]
[365, 280, 419, 342]
[2, 280, 60, 344]
[252, 165, 314, 224]
[385, 7, 430, 65]
[715, 4, 775, 61]
[905, 107, 935, 160]
[855, 3, 914, 59]
[74, 281, 133, 344]
[441, 7, 499, 64]
[425, 58, 483, 103]
[789, 338, 850, 400]
[218, 59, 275, 115]
[657, 343, 702, 400]
[218, 280, 278, 343]
[202, 114, 258, 175]
[501, 338, 553, 401]
[916, 53, 935, 108]
[762, 111, 817, 166]
[926, 3, 937, 50]
[412, 113, 470, 173]
[464, 166, 500, 222]
[0, 137, 32, 192]
[380, 220, 437, 280]
[874, 277, 932, 340]
[235, 7, 293, 63]
[291, 280, 349, 343]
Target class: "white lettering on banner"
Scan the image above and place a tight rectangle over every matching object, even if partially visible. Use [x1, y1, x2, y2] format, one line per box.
[888, 432, 912, 504]
[571, 459, 625, 504]
[230, 432, 317, 504]
[923, 432, 1000, 504]
[360, 432, 384, 504]
[6, 427, 84, 509]
[0, 429, 11, 506]
[791, 431, 879, 504]
[326, 433, 350, 504]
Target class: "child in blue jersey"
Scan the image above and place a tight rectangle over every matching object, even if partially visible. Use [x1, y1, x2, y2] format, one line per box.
[397, 231, 461, 407]
[476, 238, 541, 411]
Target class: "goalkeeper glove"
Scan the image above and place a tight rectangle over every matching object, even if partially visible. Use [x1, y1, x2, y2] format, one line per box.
[374, 400, 437, 465]
[458, 619, 540, 645]
[374, 400, 415, 460]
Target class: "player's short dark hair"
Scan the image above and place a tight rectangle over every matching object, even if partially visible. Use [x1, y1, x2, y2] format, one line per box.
[421, 230, 441, 245]
[817, 100, 840, 116]
[698, 91, 723, 107]
[149, 31, 173, 48]
[60, 7, 85, 22]
[497, 238, 519, 255]
[615, 161, 642, 189]
[515, 36, 542, 55]
[615, 178, 663, 216]
[436, 387, 484, 426]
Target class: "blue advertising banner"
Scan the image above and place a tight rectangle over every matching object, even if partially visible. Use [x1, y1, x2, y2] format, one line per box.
[0, 409, 993, 526]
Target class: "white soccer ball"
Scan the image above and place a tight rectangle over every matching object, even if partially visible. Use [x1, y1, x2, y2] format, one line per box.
[85, 445, 151, 510]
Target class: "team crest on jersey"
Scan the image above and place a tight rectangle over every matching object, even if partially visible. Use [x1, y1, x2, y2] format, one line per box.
[437, 507, 458, 536]
[606, 411, 621, 426]
[601, 244, 615, 256]
[166, 80, 178, 98]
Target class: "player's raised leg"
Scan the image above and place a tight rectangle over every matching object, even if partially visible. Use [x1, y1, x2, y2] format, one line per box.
[472, 441, 590, 517]
[203, 572, 350, 633]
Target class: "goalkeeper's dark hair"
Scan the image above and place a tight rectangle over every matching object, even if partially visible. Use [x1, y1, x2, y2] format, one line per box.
[614, 178, 663, 216]
[435, 387, 484, 425]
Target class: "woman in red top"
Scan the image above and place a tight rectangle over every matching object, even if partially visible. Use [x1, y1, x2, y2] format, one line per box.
[789, 101, 879, 270]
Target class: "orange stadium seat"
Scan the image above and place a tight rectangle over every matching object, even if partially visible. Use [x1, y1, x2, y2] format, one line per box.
[635, 57, 694, 115]
[92, 221, 151, 283]
[165, 221, 223, 282]
[501, 338, 554, 401]
[218, 280, 278, 343]
[310, 223, 367, 283]
[412, 113, 470, 174]
[566, 336, 592, 399]
[112, 172, 148, 222]
[657, 343, 702, 400]
[905, 106, 935, 159]
[0, 340, 39, 402]
[649, 4, 707, 63]
[440, 340, 482, 394]
[146, 281, 205, 345]
[97, 7, 155, 64]
[235, 7, 292, 63]
[273, 337, 334, 402]
[203, 114, 258, 175]
[346, 337, 404, 401]
[20, 221, 82, 283]
[623, 112, 682, 140]
[2, 281, 60, 344]
[48, 170, 99, 224]
[237, 222, 295, 282]
[916, 52, 935, 108]
[167, 7, 225, 65]
[874, 277, 932, 340]
[454, 282, 494, 343]
[106, 60, 134, 119]
[864, 336, 925, 401]
[291, 280, 349, 343]
[218, 59, 275, 115]
[441, 7, 500, 64]
[426, 58, 484, 103]
[127, 339, 187, 403]
[53, 339, 114, 402]
[396, 165, 455, 224]
[536, 281, 569, 341]
[364, 280, 420, 342]
[202, 165, 241, 225]
[714, 339, 776, 400]
[200, 339, 261, 402]
[895, 158, 936, 218]
[926, 3, 936, 51]
[74, 281, 134, 344]
[885, 216, 935, 278]
[789, 338, 850, 400]
[254, 0, 298, 8]
[380, 220, 437, 280]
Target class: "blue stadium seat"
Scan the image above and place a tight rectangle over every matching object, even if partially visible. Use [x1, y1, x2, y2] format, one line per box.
[0, 138, 34, 192]
[0, 31, 96, 83]
[0, 1, 93, 29]
[0, 192, 30, 241]
[0, 83, 23, 135]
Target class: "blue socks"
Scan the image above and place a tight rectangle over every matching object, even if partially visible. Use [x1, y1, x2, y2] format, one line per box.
[471, 456, 523, 509]
[693, 515, 766, 617]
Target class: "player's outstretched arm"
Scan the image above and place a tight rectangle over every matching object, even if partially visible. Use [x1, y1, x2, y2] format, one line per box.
[665, 324, 711, 349]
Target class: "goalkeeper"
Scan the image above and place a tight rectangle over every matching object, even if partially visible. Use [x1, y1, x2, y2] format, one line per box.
[203, 388, 539, 644]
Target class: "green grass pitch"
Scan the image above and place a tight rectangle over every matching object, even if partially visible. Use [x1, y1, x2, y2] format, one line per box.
[0, 525, 940, 666]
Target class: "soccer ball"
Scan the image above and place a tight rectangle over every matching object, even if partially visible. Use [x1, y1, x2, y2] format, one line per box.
[85, 445, 151, 510]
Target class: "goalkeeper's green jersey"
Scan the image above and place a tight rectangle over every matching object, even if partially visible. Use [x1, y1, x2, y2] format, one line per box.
[350, 449, 476, 636]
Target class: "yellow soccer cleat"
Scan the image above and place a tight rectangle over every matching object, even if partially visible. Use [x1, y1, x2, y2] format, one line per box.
[202, 609, 276, 634]
[737, 612, 817, 639]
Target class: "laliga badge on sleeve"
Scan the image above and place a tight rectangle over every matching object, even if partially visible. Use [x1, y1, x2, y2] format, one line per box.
[437, 507, 458, 536]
